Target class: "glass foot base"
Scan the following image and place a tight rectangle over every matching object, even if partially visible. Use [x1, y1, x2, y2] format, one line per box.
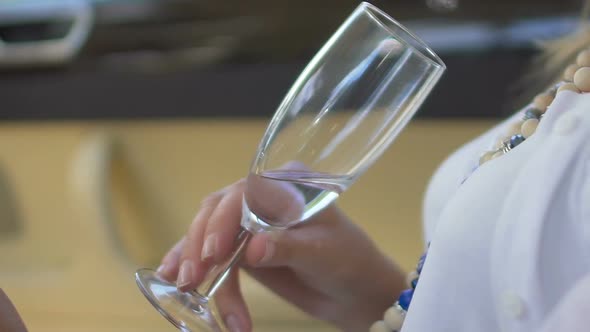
[135, 268, 226, 332]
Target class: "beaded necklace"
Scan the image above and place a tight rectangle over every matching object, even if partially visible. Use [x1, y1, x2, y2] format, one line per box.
[369, 50, 590, 332]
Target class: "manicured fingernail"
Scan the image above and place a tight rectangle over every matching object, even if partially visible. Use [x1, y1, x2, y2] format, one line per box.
[177, 260, 195, 289]
[259, 239, 275, 265]
[225, 314, 243, 332]
[201, 234, 218, 261]
[156, 264, 167, 275]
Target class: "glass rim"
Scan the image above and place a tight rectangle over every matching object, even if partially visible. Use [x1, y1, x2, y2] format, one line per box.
[360, 2, 446, 70]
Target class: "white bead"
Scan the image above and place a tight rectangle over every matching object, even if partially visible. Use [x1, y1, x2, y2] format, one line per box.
[491, 151, 504, 160]
[494, 137, 508, 150]
[577, 50, 590, 67]
[533, 93, 554, 111]
[505, 121, 522, 136]
[384, 307, 405, 330]
[406, 271, 418, 288]
[557, 82, 580, 94]
[564, 64, 579, 81]
[369, 320, 390, 332]
[479, 151, 495, 165]
[520, 118, 539, 138]
[574, 67, 590, 92]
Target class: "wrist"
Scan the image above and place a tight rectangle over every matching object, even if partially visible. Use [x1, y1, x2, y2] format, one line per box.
[336, 255, 406, 331]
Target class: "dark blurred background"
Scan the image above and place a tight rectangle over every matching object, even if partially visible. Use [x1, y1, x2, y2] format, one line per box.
[0, 0, 584, 120]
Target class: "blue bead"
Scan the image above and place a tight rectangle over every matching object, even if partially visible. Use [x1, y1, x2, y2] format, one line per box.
[509, 134, 525, 149]
[417, 258, 426, 274]
[524, 108, 542, 120]
[411, 278, 418, 289]
[398, 289, 414, 311]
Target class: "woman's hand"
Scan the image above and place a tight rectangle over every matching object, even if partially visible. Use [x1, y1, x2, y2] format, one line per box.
[157, 179, 406, 332]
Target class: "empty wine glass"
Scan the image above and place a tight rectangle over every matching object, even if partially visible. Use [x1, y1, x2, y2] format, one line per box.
[135, 2, 445, 331]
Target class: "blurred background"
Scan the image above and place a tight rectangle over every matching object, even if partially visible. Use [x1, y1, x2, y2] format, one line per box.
[0, 0, 584, 331]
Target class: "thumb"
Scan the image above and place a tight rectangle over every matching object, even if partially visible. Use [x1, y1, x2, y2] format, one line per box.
[243, 206, 348, 270]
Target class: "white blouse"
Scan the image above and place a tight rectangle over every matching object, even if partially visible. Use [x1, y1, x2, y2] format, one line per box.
[401, 90, 590, 332]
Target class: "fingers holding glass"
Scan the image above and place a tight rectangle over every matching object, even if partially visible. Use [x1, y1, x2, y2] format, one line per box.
[176, 191, 225, 291]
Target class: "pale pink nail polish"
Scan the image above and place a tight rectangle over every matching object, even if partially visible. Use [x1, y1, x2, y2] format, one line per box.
[156, 264, 167, 275]
[258, 239, 275, 265]
[177, 260, 195, 289]
[201, 234, 218, 261]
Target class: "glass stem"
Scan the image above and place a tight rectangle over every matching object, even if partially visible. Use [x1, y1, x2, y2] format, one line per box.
[197, 228, 253, 300]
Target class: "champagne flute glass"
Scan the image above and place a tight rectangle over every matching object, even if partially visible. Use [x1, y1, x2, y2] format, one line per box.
[135, 2, 445, 331]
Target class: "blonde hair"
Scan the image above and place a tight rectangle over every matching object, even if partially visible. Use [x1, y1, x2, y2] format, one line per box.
[525, 1, 590, 92]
